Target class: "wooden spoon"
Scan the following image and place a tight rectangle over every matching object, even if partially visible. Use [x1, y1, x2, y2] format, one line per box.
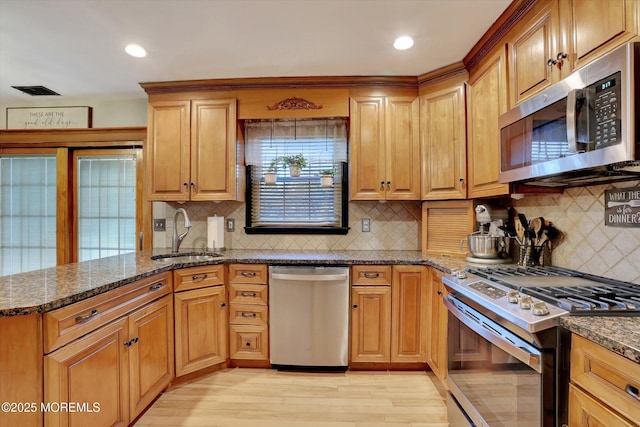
[530, 217, 542, 246]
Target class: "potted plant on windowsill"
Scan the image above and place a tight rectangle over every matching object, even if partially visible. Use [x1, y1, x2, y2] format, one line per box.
[319, 168, 335, 187]
[281, 154, 307, 177]
[264, 158, 279, 185]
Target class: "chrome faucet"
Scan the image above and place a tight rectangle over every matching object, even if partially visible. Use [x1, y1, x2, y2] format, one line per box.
[172, 208, 192, 253]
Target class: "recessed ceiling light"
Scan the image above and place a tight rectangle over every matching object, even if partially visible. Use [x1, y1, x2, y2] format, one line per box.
[393, 36, 414, 50]
[125, 44, 147, 58]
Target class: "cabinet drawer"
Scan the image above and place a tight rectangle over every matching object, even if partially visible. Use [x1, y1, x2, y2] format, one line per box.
[173, 264, 224, 291]
[228, 283, 268, 305]
[228, 264, 268, 284]
[44, 273, 172, 353]
[229, 324, 269, 360]
[229, 304, 268, 325]
[352, 265, 392, 285]
[571, 334, 640, 424]
[569, 384, 636, 427]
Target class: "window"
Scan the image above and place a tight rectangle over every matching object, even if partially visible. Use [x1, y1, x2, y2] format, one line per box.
[75, 150, 140, 262]
[0, 153, 57, 275]
[245, 118, 348, 234]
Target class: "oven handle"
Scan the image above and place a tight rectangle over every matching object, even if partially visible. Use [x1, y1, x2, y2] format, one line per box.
[444, 296, 542, 373]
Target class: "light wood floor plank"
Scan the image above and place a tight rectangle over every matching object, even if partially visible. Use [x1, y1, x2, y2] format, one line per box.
[135, 368, 448, 426]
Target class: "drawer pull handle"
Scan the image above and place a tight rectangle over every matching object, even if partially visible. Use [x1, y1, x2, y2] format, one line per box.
[626, 384, 640, 401]
[124, 340, 132, 347]
[75, 309, 99, 323]
[245, 342, 251, 347]
[363, 272, 380, 278]
[241, 312, 257, 318]
[192, 274, 208, 282]
[241, 292, 257, 297]
[149, 283, 163, 291]
[241, 271, 257, 277]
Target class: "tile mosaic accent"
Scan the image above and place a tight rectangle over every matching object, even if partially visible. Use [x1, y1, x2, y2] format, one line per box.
[512, 180, 640, 283]
[156, 200, 422, 251]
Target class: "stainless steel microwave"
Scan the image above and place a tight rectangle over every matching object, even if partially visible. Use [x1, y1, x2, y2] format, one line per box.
[499, 42, 639, 187]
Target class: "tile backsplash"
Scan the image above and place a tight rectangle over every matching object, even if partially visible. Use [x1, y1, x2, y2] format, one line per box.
[155, 200, 422, 251]
[153, 180, 640, 283]
[512, 180, 640, 283]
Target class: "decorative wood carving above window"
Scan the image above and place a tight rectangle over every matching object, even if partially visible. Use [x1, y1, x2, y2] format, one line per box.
[266, 97, 323, 111]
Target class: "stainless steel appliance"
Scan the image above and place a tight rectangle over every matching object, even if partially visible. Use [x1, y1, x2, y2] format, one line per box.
[269, 265, 349, 369]
[442, 265, 640, 427]
[499, 42, 640, 187]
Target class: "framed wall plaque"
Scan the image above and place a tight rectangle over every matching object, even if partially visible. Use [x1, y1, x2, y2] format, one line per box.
[6, 106, 92, 129]
[605, 186, 640, 227]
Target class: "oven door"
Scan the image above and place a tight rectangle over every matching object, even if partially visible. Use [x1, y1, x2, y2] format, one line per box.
[444, 296, 548, 427]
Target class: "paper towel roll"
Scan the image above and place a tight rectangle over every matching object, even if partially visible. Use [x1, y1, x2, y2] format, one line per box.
[207, 216, 225, 250]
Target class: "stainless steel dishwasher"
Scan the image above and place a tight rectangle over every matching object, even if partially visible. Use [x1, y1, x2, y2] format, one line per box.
[269, 265, 349, 370]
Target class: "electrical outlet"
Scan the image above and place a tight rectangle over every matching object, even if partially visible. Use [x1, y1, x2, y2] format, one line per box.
[153, 218, 166, 231]
[362, 218, 371, 232]
[226, 218, 235, 232]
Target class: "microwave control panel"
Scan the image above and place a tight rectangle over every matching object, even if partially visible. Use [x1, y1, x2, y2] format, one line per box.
[590, 71, 622, 148]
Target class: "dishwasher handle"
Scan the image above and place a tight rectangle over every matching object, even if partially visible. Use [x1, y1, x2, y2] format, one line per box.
[271, 272, 348, 282]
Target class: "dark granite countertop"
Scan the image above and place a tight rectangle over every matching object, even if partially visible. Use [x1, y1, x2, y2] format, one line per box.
[0, 249, 469, 317]
[561, 316, 640, 364]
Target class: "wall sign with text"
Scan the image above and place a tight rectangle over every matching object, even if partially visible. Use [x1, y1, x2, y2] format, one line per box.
[605, 186, 640, 227]
[6, 106, 92, 129]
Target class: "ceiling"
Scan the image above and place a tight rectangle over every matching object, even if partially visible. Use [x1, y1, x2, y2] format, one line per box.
[0, 0, 511, 104]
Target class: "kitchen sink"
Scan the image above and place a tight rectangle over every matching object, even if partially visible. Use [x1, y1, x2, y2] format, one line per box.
[151, 253, 221, 263]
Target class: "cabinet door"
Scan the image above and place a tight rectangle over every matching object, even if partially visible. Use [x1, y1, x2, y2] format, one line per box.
[44, 318, 129, 427]
[569, 384, 636, 427]
[349, 97, 386, 200]
[427, 269, 448, 383]
[385, 97, 420, 200]
[391, 266, 428, 363]
[174, 286, 227, 376]
[420, 84, 467, 200]
[128, 295, 174, 419]
[146, 100, 191, 201]
[508, 0, 561, 105]
[350, 286, 391, 362]
[467, 48, 510, 198]
[566, 0, 639, 70]
[190, 99, 237, 200]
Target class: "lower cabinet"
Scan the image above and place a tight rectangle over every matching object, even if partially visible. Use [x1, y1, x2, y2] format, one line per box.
[569, 333, 640, 426]
[350, 265, 428, 364]
[173, 265, 227, 376]
[426, 268, 448, 383]
[44, 294, 174, 426]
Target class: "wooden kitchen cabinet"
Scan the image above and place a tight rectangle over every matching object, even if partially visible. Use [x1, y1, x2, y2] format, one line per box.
[426, 268, 448, 383]
[391, 265, 428, 363]
[466, 47, 510, 198]
[569, 334, 640, 426]
[349, 96, 420, 200]
[420, 77, 467, 200]
[44, 274, 174, 427]
[146, 98, 238, 201]
[174, 265, 227, 376]
[228, 264, 269, 363]
[350, 265, 428, 364]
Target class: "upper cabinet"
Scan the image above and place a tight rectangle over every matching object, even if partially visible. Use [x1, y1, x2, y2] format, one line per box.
[466, 48, 510, 198]
[507, 0, 639, 106]
[350, 96, 420, 200]
[420, 76, 468, 200]
[145, 98, 239, 201]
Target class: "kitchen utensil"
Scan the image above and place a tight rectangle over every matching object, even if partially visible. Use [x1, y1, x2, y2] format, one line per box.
[530, 217, 542, 246]
[498, 225, 522, 245]
[607, 200, 640, 208]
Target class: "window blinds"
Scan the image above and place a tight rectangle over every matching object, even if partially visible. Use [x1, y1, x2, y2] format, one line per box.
[245, 118, 348, 230]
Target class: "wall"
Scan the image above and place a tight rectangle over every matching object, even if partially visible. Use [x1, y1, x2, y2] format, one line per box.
[1, 98, 147, 128]
[512, 180, 640, 283]
[154, 200, 422, 251]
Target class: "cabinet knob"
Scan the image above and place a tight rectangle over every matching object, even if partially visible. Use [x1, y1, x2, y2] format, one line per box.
[245, 342, 251, 347]
[557, 51, 567, 61]
[437, 290, 443, 295]
[626, 384, 640, 401]
[124, 340, 133, 347]
[190, 182, 195, 187]
[221, 302, 226, 307]
[380, 181, 385, 190]
[183, 182, 188, 187]
[459, 178, 465, 183]
[352, 304, 358, 309]
[547, 58, 557, 67]
[386, 181, 391, 190]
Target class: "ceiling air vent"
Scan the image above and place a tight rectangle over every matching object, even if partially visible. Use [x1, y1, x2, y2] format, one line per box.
[11, 85, 60, 96]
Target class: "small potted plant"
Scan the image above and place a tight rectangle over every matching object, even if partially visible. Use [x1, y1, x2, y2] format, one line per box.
[281, 153, 307, 177]
[264, 158, 279, 185]
[319, 168, 335, 187]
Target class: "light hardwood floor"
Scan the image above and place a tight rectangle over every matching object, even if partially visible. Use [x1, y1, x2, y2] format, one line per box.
[135, 368, 449, 426]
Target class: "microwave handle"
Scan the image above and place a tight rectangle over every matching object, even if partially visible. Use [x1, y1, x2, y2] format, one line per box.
[566, 89, 580, 153]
